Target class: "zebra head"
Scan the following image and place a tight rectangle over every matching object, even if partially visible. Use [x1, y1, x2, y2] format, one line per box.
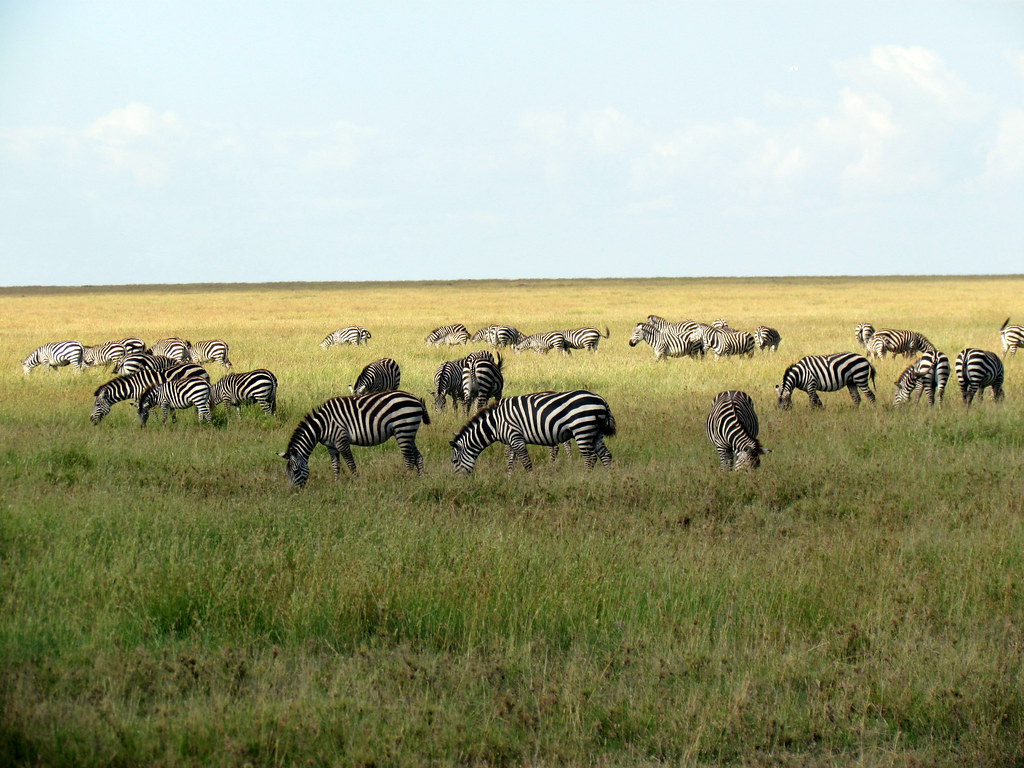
[628, 323, 647, 347]
[893, 366, 920, 405]
[449, 437, 477, 474]
[775, 384, 793, 410]
[136, 384, 161, 428]
[90, 395, 112, 425]
[734, 445, 771, 470]
[277, 450, 310, 487]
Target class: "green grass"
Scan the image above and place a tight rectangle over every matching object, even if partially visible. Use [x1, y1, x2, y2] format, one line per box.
[2, 276, 1023, 766]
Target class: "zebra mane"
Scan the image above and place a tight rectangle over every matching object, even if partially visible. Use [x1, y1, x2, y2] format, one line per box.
[450, 402, 500, 444]
[285, 407, 321, 455]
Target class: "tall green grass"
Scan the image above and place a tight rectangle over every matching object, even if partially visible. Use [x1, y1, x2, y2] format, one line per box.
[2, 277, 1023, 766]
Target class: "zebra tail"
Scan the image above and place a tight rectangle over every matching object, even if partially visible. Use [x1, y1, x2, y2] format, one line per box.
[869, 364, 877, 387]
[1001, 317, 1010, 331]
[602, 326, 610, 338]
[599, 410, 617, 437]
[419, 399, 431, 426]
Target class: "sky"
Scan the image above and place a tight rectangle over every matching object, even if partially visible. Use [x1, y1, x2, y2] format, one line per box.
[1, 1, 1022, 286]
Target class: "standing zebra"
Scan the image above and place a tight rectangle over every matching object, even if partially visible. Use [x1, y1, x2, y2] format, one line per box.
[776, 353, 876, 409]
[866, 328, 934, 359]
[514, 332, 571, 355]
[1000, 318, 1024, 357]
[425, 324, 470, 346]
[114, 353, 182, 376]
[560, 327, 611, 352]
[138, 377, 213, 427]
[854, 323, 875, 349]
[82, 341, 129, 367]
[628, 323, 702, 360]
[473, 325, 525, 347]
[955, 348, 1005, 406]
[894, 349, 950, 407]
[350, 358, 401, 395]
[321, 326, 371, 348]
[187, 339, 232, 368]
[430, 360, 467, 412]
[463, 354, 504, 412]
[119, 337, 147, 355]
[21, 341, 86, 374]
[450, 390, 615, 473]
[706, 391, 770, 471]
[212, 369, 278, 415]
[709, 329, 755, 358]
[754, 326, 782, 352]
[91, 364, 209, 424]
[277, 391, 430, 485]
[149, 337, 190, 362]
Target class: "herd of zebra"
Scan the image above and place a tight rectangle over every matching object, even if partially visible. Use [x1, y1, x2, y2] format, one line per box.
[19, 315, 1022, 482]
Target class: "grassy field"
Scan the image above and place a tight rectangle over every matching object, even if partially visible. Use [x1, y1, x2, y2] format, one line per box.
[2, 276, 1023, 767]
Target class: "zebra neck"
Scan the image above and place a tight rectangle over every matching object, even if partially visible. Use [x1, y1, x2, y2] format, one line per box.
[286, 418, 320, 460]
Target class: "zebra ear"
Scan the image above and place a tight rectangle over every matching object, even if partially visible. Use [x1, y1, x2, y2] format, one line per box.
[276, 451, 288, 460]
[760, 447, 773, 455]
[449, 440, 457, 447]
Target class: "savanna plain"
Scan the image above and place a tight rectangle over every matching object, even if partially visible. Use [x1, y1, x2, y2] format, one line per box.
[2, 276, 1023, 768]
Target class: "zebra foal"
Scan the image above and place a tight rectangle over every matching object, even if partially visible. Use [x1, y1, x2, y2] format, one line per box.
[706, 391, 770, 470]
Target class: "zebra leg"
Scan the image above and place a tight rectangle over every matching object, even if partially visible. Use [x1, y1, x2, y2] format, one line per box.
[994, 383, 1005, 401]
[807, 388, 823, 408]
[396, 435, 425, 474]
[594, 439, 613, 467]
[716, 447, 734, 471]
[506, 436, 532, 471]
[574, 435, 598, 469]
[847, 384, 862, 406]
[198, 402, 212, 423]
[338, 440, 358, 475]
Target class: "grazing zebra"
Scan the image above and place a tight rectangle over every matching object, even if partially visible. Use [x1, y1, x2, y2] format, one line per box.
[450, 390, 615, 473]
[463, 355, 504, 412]
[187, 339, 232, 368]
[350, 357, 401, 395]
[321, 326, 371, 348]
[709, 329, 755, 358]
[425, 324, 470, 346]
[472, 324, 525, 347]
[894, 349, 950, 406]
[91, 363, 209, 424]
[776, 353, 876, 409]
[754, 326, 782, 352]
[514, 332, 571, 355]
[113, 353, 182, 376]
[149, 337, 190, 362]
[212, 369, 278, 415]
[560, 327, 611, 352]
[628, 323, 702, 360]
[1000, 318, 1024, 357]
[866, 328, 934, 359]
[138, 377, 213, 427]
[955, 348, 1005, 406]
[277, 391, 430, 485]
[21, 341, 86, 374]
[82, 341, 129, 367]
[431, 360, 467, 412]
[706, 391, 770, 471]
[854, 323, 875, 349]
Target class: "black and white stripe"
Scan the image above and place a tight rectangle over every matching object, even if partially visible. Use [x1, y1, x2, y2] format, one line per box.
[855, 323, 875, 349]
[867, 328, 934, 359]
[149, 338, 190, 362]
[425, 324, 470, 346]
[463, 354, 504, 412]
[754, 326, 782, 352]
[955, 348, 1005, 406]
[113, 353, 184, 376]
[82, 341, 129, 367]
[21, 341, 86, 374]
[894, 349, 950, 406]
[709, 329, 755, 358]
[212, 369, 278, 415]
[321, 326, 371, 348]
[119, 337, 147, 355]
[350, 358, 401, 395]
[187, 339, 232, 368]
[450, 390, 615, 473]
[431, 360, 467, 412]
[473, 325, 525, 347]
[560, 327, 610, 352]
[138, 377, 213, 427]
[706, 391, 769, 471]
[776, 353, 876, 409]
[628, 323, 702, 360]
[1000, 318, 1024, 357]
[514, 332, 571, 355]
[277, 391, 430, 485]
[91, 363, 209, 424]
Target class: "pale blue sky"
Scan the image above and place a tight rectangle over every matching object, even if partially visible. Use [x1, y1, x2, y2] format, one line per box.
[1, 1, 1022, 286]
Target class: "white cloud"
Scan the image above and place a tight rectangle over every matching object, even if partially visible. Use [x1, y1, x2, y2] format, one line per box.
[87, 103, 184, 186]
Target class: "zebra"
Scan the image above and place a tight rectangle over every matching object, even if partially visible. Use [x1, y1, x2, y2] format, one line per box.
[711, 319, 731, 330]
[450, 390, 615, 473]
[21, 341, 86, 374]
[430, 359, 467, 412]
[706, 391, 770, 471]
[472, 325, 525, 347]
[514, 332, 571, 355]
[560, 327, 611, 352]
[893, 349, 950, 406]
[321, 326, 371, 348]
[1000, 318, 1024, 357]
[149, 337, 190, 362]
[463, 354, 504, 412]
[82, 341, 129, 367]
[855, 323, 875, 349]
[866, 329, 934, 359]
[709, 329, 755, 358]
[628, 323, 702, 360]
[187, 339, 232, 368]
[119, 337, 147, 355]
[754, 326, 782, 352]
[350, 358, 401, 395]
[277, 391, 430, 485]
[425, 324, 470, 346]
[138, 377, 213, 427]
[212, 369, 278, 415]
[113, 353, 183, 376]
[776, 353, 876, 409]
[955, 348, 1005, 406]
[91, 363, 209, 424]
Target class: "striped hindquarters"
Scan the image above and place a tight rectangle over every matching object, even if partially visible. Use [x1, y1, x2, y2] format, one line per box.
[955, 348, 1004, 405]
[351, 358, 401, 395]
[82, 341, 129, 367]
[561, 327, 610, 352]
[706, 390, 768, 470]
[138, 377, 213, 426]
[514, 332, 570, 355]
[462, 355, 504, 412]
[1001, 318, 1024, 357]
[867, 329, 934, 358]
[710, 329, 755, 358]
[754, 326, 781, 351]
[776, 353, 876, 409]
[149, 338, 190, 362]
[431, 360, 465, 411]
[629, 323, 702, 360]
[213, 369, 278, 415]
[855, 323, 875, 348]
[187, 339, 231, 367]
[114, 354, 181, 376]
